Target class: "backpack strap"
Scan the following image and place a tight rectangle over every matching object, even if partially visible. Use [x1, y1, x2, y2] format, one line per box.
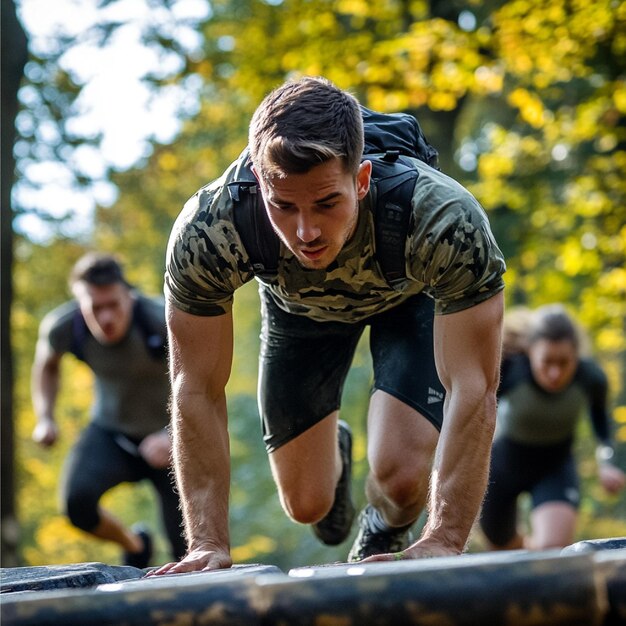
[369, 155, 419, 289]
[228, 148, 280, 279]
[227, 151, 418, 289]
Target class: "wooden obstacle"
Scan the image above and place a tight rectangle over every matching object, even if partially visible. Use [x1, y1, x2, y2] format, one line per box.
[1, 540, 624, 625]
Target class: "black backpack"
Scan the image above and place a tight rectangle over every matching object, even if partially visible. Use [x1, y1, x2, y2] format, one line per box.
[69, 296, 167, 362]
[227, 106, 439, 289]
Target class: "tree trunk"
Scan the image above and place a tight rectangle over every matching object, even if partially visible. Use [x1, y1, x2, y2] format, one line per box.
[1, 0, 29, 567]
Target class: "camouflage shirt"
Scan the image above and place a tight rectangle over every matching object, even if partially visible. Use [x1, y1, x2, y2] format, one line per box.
[165, 157, 506, 322]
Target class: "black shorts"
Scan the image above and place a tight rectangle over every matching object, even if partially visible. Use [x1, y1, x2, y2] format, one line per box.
[258, 289, 445, 452]
[480, 437, 579, 546]
[59, 423, 186, 559]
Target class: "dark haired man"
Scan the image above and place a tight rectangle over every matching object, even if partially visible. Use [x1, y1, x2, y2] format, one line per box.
[154, 76, 506, 574]
[31, 253, 185, 567]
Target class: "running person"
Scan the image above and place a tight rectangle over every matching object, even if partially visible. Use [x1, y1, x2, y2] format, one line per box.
[153, 76, 506, 574]
[31, 253, 186, 567]
[480, 304, 625, 551]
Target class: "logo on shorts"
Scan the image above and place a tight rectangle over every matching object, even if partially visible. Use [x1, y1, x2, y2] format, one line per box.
[427, 387, 444, 404]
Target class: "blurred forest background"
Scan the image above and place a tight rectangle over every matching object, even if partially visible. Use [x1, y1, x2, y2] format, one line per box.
[2, 0, 625, 570]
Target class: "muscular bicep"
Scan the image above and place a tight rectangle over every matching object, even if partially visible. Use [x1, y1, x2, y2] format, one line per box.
[434, 291, 503, 398]
[166, 303, 234, 401]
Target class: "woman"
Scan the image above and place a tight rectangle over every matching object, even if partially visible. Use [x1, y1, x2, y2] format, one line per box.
[480, 304, 625, 550]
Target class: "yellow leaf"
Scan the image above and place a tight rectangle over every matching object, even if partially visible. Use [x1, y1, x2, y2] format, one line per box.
[614, 85, 626, 114]
[614, 407, 626, 424]
[231, 534, 277, 562]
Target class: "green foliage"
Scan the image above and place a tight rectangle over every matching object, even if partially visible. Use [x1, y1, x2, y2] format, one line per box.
[13, 0, 626, 567]
[13, 0, 205, 232]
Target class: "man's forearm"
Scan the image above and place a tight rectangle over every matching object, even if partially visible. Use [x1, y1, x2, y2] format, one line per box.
[420, 388, 497, 553]
[172, 391, 231, 554]
[32, 359, 60, 422]
[408, 292, 502, 558]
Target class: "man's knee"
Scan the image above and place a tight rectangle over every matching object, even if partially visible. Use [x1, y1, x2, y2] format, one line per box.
[279, 483, 335, 525]
[62, 484, 100, 531]
[269, 414, 341, 524]
[369, 457, 431, 509]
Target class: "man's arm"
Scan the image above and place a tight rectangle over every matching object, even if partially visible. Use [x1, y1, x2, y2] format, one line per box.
[31, 337, 62, 447]
[367, 291, 503, 560]
[420, 291, 503, 555]
[150, 303, 234, 575]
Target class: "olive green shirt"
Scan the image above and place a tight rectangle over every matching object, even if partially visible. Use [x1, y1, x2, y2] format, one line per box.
[41, 295, 170, 439]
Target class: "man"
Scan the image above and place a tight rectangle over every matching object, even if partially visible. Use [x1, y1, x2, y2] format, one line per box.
[153, 76, 505, 575]
[31, 253, 186, 567]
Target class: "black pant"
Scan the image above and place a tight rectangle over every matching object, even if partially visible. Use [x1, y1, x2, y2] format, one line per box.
[60, 423, 186, 560]
[259, 290, 445, 452]
[480, 437, 579, 547]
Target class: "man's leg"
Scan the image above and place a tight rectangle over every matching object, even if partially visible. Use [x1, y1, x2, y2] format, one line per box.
[365, 391, 438, 528]
[347, 392, 438, 561]
[348, 293, 443, 561]
[89, 510, 144, 553]
[268, 412, 341, 525]
[257, 286, 362, 544]
[60, 424, 149, 557]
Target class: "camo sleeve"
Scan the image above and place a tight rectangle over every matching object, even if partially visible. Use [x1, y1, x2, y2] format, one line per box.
[164, 177, 254, 316]
[406, 166, 506, 315]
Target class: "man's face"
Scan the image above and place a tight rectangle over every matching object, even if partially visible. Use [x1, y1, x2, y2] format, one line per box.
[72, 281, 134, 344]
[255, 158, 371, 270]
[528, 338, 578, 392]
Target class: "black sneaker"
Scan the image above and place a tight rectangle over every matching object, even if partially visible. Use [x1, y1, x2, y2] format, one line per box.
[123, 524, 153, 569]
[347, 504, 413, 562]
[312, 420, 356, 546]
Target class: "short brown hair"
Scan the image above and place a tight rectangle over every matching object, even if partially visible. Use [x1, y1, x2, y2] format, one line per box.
[249, 76, 364, 179]
[528, 304, 579, 351]
[69, 252, 129, 288]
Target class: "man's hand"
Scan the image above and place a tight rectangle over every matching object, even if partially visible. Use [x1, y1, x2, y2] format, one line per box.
[147, 547, 233, 576]
[599, 463, 626, 494]
[360, 537, 460, 563]
[139, 431, 172, 469]
[32, 417, 58, 447]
